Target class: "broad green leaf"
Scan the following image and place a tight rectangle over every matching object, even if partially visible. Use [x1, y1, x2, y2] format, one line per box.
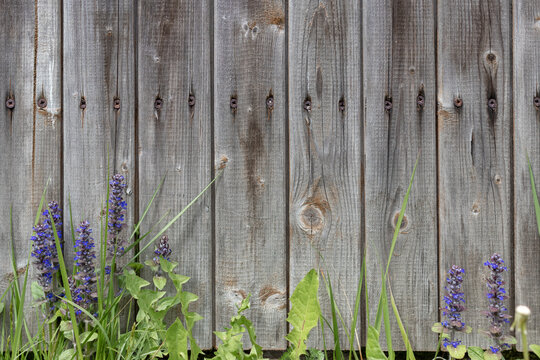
[530, 344, 540, 358]
[366, 326, 387, 360]
[286, 269, 321, 360]
[500, 335, 517, 344]
[484, 349, 502, 360]
[31, 281, 45, 301]
[122, 269, 151, 298]
[464, 325, 472, 334]
[431, 322, 444, 333]
[448, 345, 467, 359]
[166, 318, 188, 360]
[153, 275, 167, 290]
[467, 346, 484, 360]
[59, 349, 76, 360]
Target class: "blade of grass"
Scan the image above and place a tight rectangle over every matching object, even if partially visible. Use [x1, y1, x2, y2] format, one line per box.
[349, 254, 365, 360]
[388, 281, 415, 360]
[527, 154, 540, 235]
[380, 275, 394, 360]
[324, 272, 343, 360]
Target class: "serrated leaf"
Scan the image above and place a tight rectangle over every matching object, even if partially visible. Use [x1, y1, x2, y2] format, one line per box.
[153, 275, 167, 290]
[448, 345, 467, 359]
[366, 325, 387, 360]
[285, 269, 321, 360]
[432, 322, 443, 333]
[166, 318, 188, 360]
[467, 346, 484, 360]
[530, 344, 540, 359]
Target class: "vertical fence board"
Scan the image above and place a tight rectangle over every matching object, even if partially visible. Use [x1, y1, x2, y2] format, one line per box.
[137, 0, 213, 348]
[363, 0, 437, 351]
[0, 0, 62, 321]
[214, 0, 288, 349]
[289, 0, 362, 349]
[437, 0, 513, 347]
[514, 0, 540, 347]
[63, 2, 135, 265]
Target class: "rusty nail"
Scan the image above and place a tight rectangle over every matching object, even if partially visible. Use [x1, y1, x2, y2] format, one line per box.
[113, 98, 121, 110]
[154, 98, 162, 110]
[37, 97, 47, 109]
[486, 53, 496, 62]
[80, 97, 86, 109]
[230, 97, 238, 109]
[487, 98, 497, 110]
[303, 99, 311, 112]
[5, 98, 15, 110]
[266, 96, 274, 109]
[534, 96, 540, 110]
[384, 99, 392, 111]
[338, 99, 345, 112]
[454, 97, 463, 108]
[188, 94, 196, 107]
[417, 94, 425, 108]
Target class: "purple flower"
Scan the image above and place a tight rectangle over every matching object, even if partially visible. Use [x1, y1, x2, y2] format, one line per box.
[107, 174, 127, 259]
[153, 235, 172, 266]
[483, 253, 512, 353]
[31, 223, 55, 295]
[42, 201, 63, 269]
[71, 221, 97, 319]
[442, 265, 466, 348]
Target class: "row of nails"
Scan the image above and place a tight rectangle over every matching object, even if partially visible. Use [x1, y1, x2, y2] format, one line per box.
[5, 95, 540, 111]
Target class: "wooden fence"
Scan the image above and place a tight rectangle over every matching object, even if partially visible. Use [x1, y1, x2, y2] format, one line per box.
[1, 0, 539, 352]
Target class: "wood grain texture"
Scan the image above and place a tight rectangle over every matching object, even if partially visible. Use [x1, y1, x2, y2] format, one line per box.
[363, 0, 437, 351]
[289, 0, 362, 349]
[214, 0, 288, 349]
[0, 0, 62, 317]
[137, 0, 213, 348]
[63, 1, 135, 267]
[513, 0, 540, 347]
[437, 0, 513, 348]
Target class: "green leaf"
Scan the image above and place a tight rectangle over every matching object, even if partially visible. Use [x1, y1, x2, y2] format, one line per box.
[448, 345, 467, 359]
[484, 349, 502, 360]
[530, 344, 540, 358]
[467, 346, 484, 360]
[122, 269, 151, 298]
[366, 325, 387, 360]
[527, 154, 540, 236]
[31, 281, 45, 301]
[166, 318, 189, 360]
[500, 335, 517, 344]
[59, 349, 76, 360]
[153, 275, 167, 290]
[464, 325, 472, 334]
[285, 269, 321, 360]
[431, 323, 443, 333]
[388, 284, 415, 360]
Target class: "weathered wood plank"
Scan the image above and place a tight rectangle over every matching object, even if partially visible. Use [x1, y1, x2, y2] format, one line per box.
[437, 0, 513, 348]
[214, 0, 288, 349]
[363, 0, 437, 351]
[514, 0, 540, 347]
[137, 0, 213, 348]
[289, 0, 362, 349]
[0, 0, 62, 324]
[63, 1, 135, 267]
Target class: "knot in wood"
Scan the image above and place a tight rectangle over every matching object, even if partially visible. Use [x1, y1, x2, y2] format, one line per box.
[5, 98, 15, 109]
[303, 99, 312, 112]
[392, 212, 409, 232]
[37, 97, 47, 109]
[266, 96, 274, 109]
[453, 97, 463, 108]
[534, 96, 540, 111]
[486, 53, 496, 62]
[188, 94, 196, 107]
[154, 98, 163, 110]
[298, 203, 325, 235]
[487, 98, 497, 111]
[230, 96, 238, 109]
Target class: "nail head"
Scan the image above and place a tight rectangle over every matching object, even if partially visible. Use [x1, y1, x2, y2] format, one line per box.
[154, 98, 163, 110]
[230, 97, 238, 109]
[37, 97, 47, 109]
[266, 96, 274, 109]
[303, 99, 311, 112]
[384, 99, 392, 111]
[5, 98, 15, 109]
[188, 94, 196, 107]
[338, 99, 345, 112]
[80, 98, 86, 109]
[416, 94, 425, 108]
[534, 96, 540, 110]
[488, 98, 497, 110]
[113, 98, 121, 110]
[454, 97, 463, 108]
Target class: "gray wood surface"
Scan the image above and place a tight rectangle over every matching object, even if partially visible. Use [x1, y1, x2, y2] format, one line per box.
[363, 0, 438, 351]
[513, 0, 540, 348]
[137, 0, 213, 348]
[0, 0, 62, 330]
[62, 1, 135, 268]
[288, 0, 362, 349]
[214, 0, 288, 349]
[437, 0, 513, 348]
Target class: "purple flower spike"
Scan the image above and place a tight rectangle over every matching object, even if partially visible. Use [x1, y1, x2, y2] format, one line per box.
[153, 235, 172, 266]
[483, 253, 512, 354]
[72, 221, 97, 320]
[107, 174, 127, 258]
[442, 265, 466, 348]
